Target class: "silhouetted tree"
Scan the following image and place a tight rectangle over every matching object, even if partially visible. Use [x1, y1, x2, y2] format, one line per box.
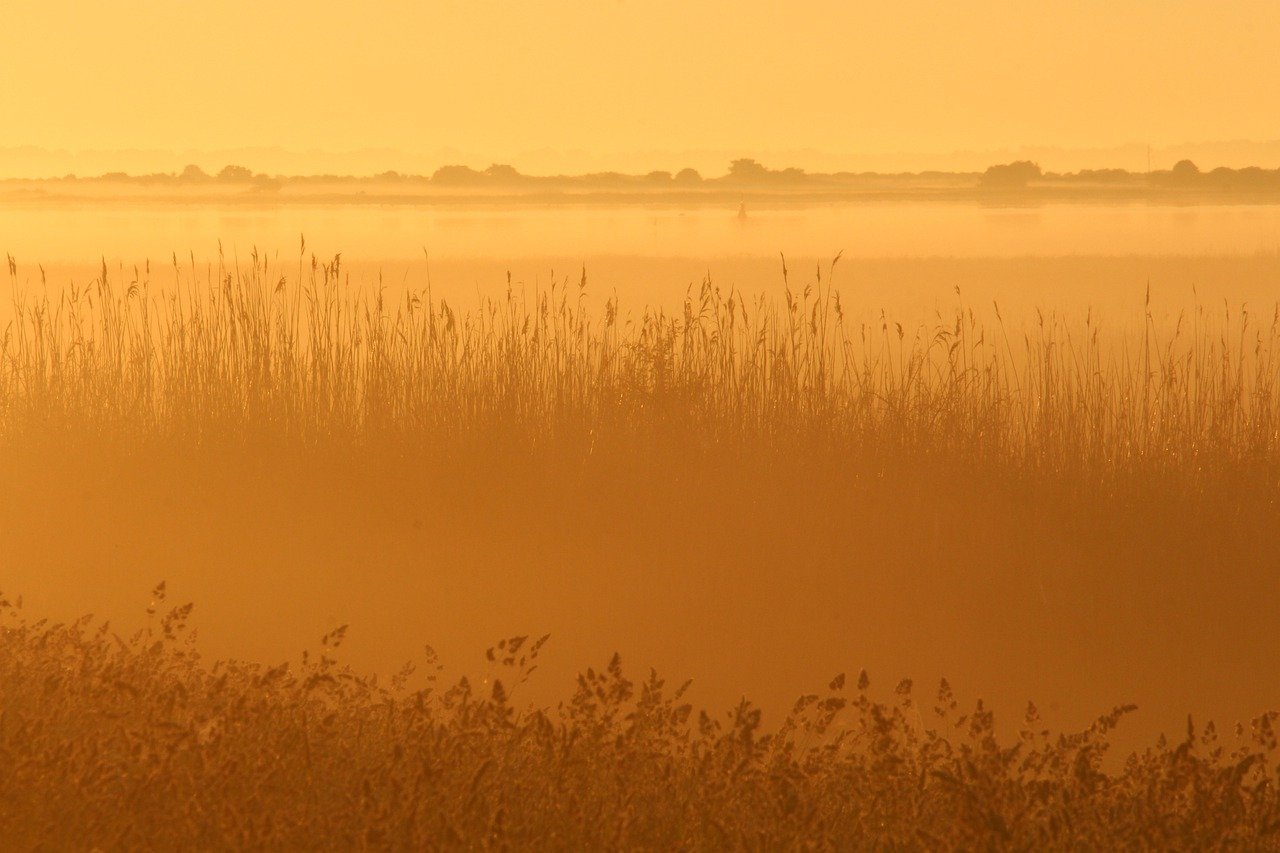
[431, 165, 484, 186]
[1150, 159, 1204, 188]
[1166, 159, 1204, 186]
[179, 164, 209, 182]
[1073, 169, 1132, 183]
[216, 165, 253, 182]
[645, 170, 673, 183]
[980, 161, 1042, 188]
[251, 174, 282, 192]
[1200, 165, 1280, 191]
[727, 158, 770, 181]
[581, 172, 628, 187]
[674, 167, 702, 185]
[484, 164, 522, 183]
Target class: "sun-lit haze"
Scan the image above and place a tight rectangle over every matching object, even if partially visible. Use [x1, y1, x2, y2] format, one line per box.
[5, 1, 1280, 846]
[4, 0, 1280, 175]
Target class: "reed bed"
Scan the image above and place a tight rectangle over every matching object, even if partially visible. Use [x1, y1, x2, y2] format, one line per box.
[2, 247, 1278, 503]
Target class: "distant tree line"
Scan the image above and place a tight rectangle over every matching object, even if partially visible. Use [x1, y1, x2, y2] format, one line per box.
[87, 163, 283, 191]
[16, 159, 1280, 194]
[977, 158, 1280, 191]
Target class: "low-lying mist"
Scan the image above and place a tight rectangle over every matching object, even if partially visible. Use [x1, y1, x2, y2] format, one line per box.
[1, 248, 1277, 756]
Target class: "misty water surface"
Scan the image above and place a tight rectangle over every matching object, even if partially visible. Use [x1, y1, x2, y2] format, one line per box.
[1, 199, 1278, 264]
[3, 198, 1280, 324]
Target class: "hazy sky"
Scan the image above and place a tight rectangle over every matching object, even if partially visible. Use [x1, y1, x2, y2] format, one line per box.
[3, 0, 1278, 173]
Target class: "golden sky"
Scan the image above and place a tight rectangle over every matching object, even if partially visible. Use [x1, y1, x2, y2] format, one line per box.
[3, 1, 1278, 174]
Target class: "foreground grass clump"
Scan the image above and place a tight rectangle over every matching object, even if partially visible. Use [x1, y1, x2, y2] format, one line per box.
[1, 591, 1278, 850]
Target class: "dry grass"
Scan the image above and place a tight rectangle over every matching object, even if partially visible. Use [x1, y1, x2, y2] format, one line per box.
[1, 588, 1278, 850]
